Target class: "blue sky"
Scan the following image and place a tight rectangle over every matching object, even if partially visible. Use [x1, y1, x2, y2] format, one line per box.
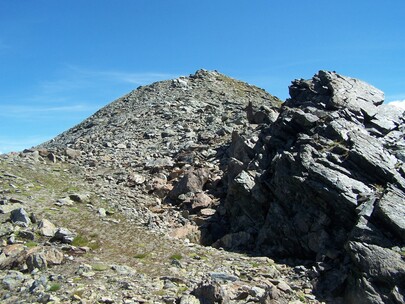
[1, 1, 404, 153]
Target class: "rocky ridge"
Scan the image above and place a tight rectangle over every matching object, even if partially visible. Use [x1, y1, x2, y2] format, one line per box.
[0, 69, 404, 303]
[218, 71, 405, 303]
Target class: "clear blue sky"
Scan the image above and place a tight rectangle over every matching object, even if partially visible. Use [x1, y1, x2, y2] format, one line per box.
[1, 1, 404, 153]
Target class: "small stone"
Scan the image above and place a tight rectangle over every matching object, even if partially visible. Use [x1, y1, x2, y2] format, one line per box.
[38, 219, 57, 237]
[7, 234, 16, 244]
[3, 243, 25, 256]
[209, 272, 238, 282]
[98, 208, 107, 217]
[65, 148, 81, 159]
[42, 247, 64, 265]
[26, 253, 48, 271]
[50, 228, 76, 244]
[277, 281, 292, 293]
[198, 208, 216, 217]
[191, 193, 212, 211]
[19, 230, 35, 240]
[250, 286, 266, 298]
[69, 193, 90, 203]
[2, 270, 26, 291]
[129, 173, 146, 185]
[170, 259, 183, 268]
[179, 294, 200, 304]
[56, 197, 74, 206]
[10, 207, 31, 226]
[100, 296, 114, 303]
[29, 213, 37, 224]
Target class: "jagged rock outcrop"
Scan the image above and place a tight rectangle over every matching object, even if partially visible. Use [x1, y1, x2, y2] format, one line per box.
[220, 71, 405, 303]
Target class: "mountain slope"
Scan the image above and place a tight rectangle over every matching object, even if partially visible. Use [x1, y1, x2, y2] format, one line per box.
[1, 69, 404, 303]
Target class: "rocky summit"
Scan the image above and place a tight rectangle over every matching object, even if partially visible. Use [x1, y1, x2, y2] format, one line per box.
[0, 69, 404, 304]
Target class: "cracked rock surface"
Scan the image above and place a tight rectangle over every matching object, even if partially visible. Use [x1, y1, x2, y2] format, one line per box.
[219, 71, 405, 303]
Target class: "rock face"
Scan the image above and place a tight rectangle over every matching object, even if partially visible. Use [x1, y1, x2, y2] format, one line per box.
[221, 71, 405, 303]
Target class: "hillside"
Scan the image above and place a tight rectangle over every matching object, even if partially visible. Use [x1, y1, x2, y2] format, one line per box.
[1, 70, 404, 304]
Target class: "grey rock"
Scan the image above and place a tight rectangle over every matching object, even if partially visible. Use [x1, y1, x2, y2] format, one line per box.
[65, 148, 81, 159]
[98, 208, 107, 217]
[145, 157, 174, 169]
[26, 252, 47, 271]
[37, 219, 57, 237]
[348, 242, 405, 283]
[111, 264, 136, 275]
[56, 197, 74, 206]
[26, 248, 64, 272]
[2, 270, 26, 291]
[10, 207, 31, 227]
[169, 168, 210, 200]
[29, 275, 48, 293]
[69, 193, 91, 203]
[18, 230, 35, 240]
[192, 280, 230, 304]
[179, 294, 201, 304]
[50, 227, 76, 244]
[373, 186, 405, 242]
[209, 272, 238, 282]
[347, 130, 400, 185]
[370, 104, 404, 134]
[288, 70, 384, 117]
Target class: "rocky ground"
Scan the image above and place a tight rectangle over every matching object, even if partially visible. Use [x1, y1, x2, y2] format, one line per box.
[1, 69, 404, 303]
[1, 148, 321, 304]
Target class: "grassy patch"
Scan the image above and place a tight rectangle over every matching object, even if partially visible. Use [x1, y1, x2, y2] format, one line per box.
[176, 285, 188, 295]
[297, 292, 306, 302]
[169, 253, 182, 261]
[134, 253, 148, 259]
[48, 283, 61, 292]
[91, 263, 109, 271]
[250, 262, 260, 268]
[71, 234, 100, 250]
[25, 241, 38, 248]
[62, 186, 81, 193]
[71, 235, 89, 247]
